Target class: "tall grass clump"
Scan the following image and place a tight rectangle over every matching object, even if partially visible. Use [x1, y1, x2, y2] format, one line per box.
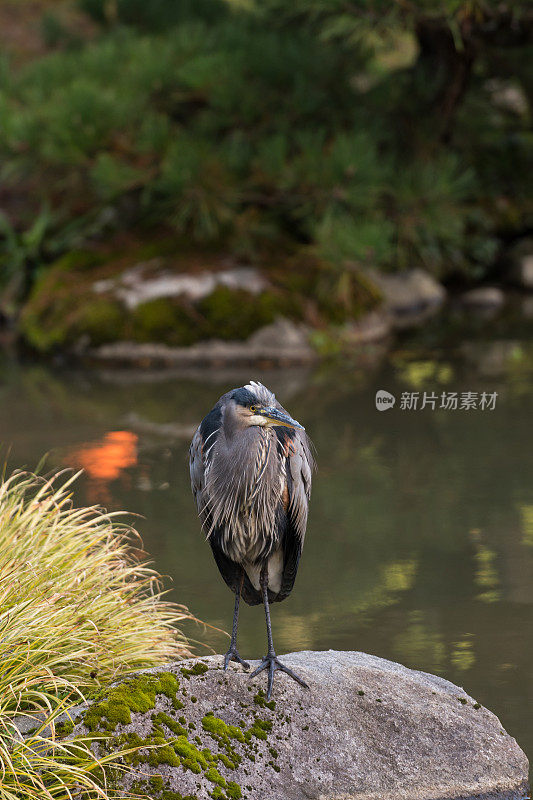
[0, 467, 194, 799]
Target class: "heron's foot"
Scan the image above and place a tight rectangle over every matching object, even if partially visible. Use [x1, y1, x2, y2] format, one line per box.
[224, 645, 250, 671]
[249, 653, 309, 700]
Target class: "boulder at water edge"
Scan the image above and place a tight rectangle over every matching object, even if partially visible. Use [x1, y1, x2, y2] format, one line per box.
[68, 650, 529, 800]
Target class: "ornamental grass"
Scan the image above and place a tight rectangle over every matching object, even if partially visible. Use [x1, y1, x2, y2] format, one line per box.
[0, 468, 194, 799]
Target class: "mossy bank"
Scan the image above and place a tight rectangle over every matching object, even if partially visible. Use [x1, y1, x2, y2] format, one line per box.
[18, 248, 380, 357]
[60, 651, 529, 800]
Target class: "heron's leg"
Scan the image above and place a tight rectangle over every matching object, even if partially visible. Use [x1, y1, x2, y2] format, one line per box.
[249, 562, 309, 700]
[224, 571, 250, 671]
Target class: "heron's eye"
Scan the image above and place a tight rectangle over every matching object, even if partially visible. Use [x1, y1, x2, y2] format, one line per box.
[250, 405, 257, 413]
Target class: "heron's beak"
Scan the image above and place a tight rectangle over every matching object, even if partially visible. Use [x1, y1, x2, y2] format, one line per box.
[259, 406, 305, 430]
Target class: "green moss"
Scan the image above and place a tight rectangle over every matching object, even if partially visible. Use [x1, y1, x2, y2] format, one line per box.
[196, 286, 286, 341]
[202, 747, 217, 762]
[18, 251, 128, 353]
[83, 672, 180, 732]
[473, 702, 481, 710]
[148, 742, 181, 767]
[49, 250, 105, 274]
[253, 689, 276, 711]
[200, 713, 246, 774]
[174, 735, 209, 773]
[19, 245, 379, 356]
[153, 711, 187, 737]
[76, 298, 125, 345]
[201, 714, 245, 744]
[181, 662, 209, 678]
[150, 774, 164, 790]
[159, 672, 181, 697]
[131, 298, 197, 346]
[84, 675, 252, 799]
[114, 731, 147, 765]
[247, 719, 272, 741]
[218, 753, 237, 770]
[205, 766, 227, 787]
[55, 719, 74, 739]
[130, 285, 296, 347]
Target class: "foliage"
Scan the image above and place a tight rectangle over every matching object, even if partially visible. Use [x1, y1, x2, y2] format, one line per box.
[0, 467, 194, 798]
[79, 0, 229, 29]
[0, 0, 531, 331]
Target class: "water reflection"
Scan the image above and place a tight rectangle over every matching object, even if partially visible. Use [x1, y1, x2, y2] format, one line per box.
[0, 340, 531, 765]
[63, 431, 138, 504]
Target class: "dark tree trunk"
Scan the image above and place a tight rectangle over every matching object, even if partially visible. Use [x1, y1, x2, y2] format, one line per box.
[414, 18, 476, 143]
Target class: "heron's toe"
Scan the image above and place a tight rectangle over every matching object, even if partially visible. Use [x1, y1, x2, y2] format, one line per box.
[249, 658, 268, 679]
[224, 647, 250, 671]
[249, 653, 309, 699]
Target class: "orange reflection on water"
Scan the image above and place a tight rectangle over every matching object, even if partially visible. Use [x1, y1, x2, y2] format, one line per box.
[64, 430, 138, 505]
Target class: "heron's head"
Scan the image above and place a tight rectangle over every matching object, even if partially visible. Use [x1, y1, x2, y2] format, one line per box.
[228, 386, 304, 431]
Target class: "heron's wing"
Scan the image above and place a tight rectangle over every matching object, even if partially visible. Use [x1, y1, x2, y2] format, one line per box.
[190, 403, 263, 604]
[189, 404, 223, 523]
[286, 428, 313, 539]
[273, 426, 313, 602]
[189, 426, 205, 512]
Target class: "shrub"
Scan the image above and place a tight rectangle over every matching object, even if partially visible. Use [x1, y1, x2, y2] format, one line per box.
[0, 467, 194, 799]
[0, 0, 531, 318]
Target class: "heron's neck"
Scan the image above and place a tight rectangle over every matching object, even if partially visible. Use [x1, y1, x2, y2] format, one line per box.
[206, 424, 279, 532]
[219, 424, 274, 499]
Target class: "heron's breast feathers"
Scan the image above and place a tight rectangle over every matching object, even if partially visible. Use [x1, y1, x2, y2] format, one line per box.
[202, 428, 287, 563]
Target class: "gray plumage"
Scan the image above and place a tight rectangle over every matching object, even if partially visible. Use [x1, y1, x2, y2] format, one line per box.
[189, 380, 314, 698]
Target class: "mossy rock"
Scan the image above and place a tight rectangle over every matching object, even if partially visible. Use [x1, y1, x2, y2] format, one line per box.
[19, 251, 129, 352]
[61, 652, 528, 800]
[18, 247, 380, 355]
[131, 298, 198, 346]
[195, 286, 299, 341]
[18, 250, 297, 353]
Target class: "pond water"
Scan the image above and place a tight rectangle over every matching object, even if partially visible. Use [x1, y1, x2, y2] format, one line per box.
[1, 331, 532, 766]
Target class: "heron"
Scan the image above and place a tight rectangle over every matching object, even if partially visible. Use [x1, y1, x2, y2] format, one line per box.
[189, 380, 314, 699]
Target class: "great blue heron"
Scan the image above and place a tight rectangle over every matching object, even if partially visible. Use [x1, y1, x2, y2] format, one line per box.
[189, 380, 313, 699]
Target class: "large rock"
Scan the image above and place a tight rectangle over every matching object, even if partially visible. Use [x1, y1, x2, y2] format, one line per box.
[458, 287, 505, 310]
[455, 287, 506, 319]
[505, 239, 533, 290]
[89, 317, 316, 367]
[60, 651, 528, 800]
[342, 310, 392, 345]
[366, 268, 446, 328]
[19, 249, 380, 356]
[517, 255, 533, 290]
[485, 79, 529, 117]
[512, 254, 533, 291]
[93, 261, 269, 309]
